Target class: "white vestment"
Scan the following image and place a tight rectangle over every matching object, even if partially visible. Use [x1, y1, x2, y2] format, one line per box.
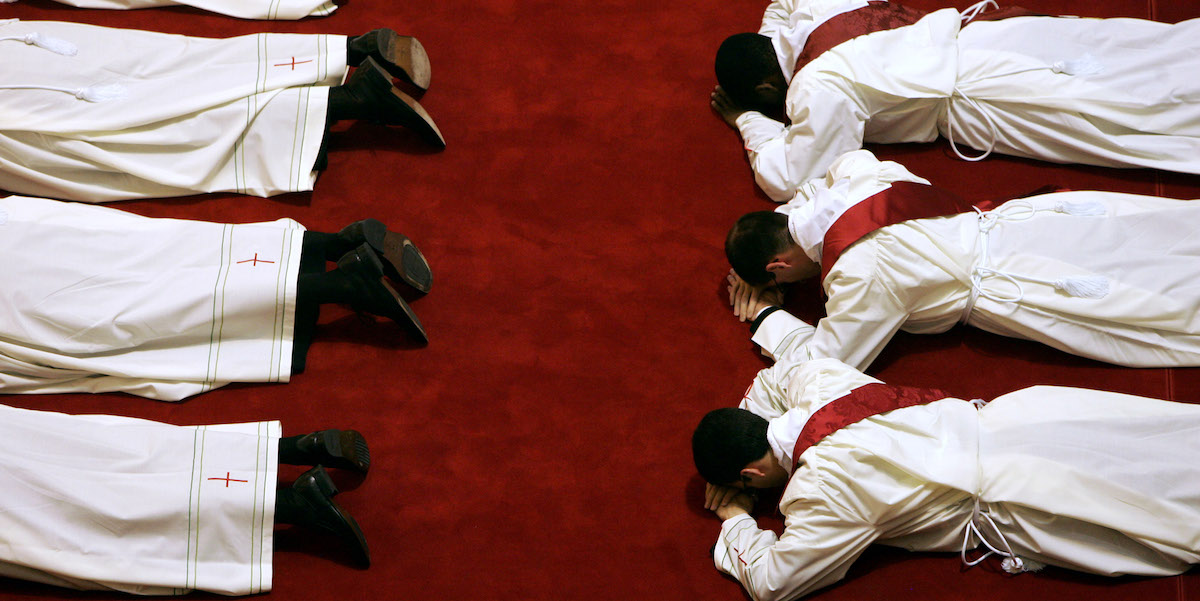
[0, 19, 346, 201]
[0, 403, 279, 595]
[0, 195, 304, 401]
[739, 1, 1200, 201]
[2, 0, 336, 20]
[754, 150, 1200, 369]
[717, 358, 1200, 601]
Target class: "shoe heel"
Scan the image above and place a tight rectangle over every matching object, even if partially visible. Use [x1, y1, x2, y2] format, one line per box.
[308, 466, 340, 497]
[358, 219, 388, 252]
[322, 429, 347, 459]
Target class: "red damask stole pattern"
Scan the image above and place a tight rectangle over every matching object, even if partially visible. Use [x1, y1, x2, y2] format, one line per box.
[794, 2, 1047, 76]
[791, 382, 953, 471]
[793, 2, 928, 76]
[819, 181, 999, 283]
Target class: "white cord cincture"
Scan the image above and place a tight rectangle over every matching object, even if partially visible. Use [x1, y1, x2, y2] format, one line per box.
[959, 201, 1109, 324]
[961, 498, 1045, 574]
[0, 84, 128, 102]
[959, 0, 998, 23]
[0, 32, 78, 56]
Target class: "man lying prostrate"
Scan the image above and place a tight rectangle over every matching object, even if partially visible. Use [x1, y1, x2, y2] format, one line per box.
[5, 0, 338, 25]
[693, 357, 1200, 601]
[0, 194, 433, 400]
[712, 0, 1200, 201]
[0, 405, 372, 594]
[0, 21, 442, 202]
[725, 149, 1200, 369]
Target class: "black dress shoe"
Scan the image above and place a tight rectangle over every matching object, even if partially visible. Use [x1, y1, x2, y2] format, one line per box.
[291, 466, 371, 567]
[344, 57, 445, 149]
[337, 243, 429, 343]
[347, 29, 431, 91]
[295, 429, 371, 474]
[338, 219, 433, 294]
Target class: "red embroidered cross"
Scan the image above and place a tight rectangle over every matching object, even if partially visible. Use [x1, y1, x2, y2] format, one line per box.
[274, 57, 314, 70]
[733, 546, 748, 566]
[208, 472, 249, 487]
[237, 253, 276, 267]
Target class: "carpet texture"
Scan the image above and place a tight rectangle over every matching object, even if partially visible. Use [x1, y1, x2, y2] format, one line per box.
[3, 0, 1200, 599]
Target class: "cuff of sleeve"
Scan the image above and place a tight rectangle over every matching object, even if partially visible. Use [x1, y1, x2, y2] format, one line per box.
[722, 512, 756, 529]
[750, 306, 784, 335]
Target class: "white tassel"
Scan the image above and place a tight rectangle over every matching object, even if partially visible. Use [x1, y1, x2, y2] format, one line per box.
[1052, 200, 1107, 216]
[24, 32, 77, 56]
[1053, 276, 1109, 299]
[1051, 54, 1104, 77]
[1001, 556, 1044, 574]
[970, 398, 989, 409]
[76, 84, 128, 103]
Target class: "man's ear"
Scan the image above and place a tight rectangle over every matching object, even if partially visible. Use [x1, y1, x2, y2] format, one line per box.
[765, 257, 791, 274]
[739, 466, 768, 481]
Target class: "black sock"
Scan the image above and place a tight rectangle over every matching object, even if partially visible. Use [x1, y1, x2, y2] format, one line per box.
[314, 128, 331, 173]
[297, 270, 355, 305]
[346, 34, 367, 67]
[278, 434, 307, 465]
[303, 230, 355, 264]
[327, 85, 368, 124]
[293, 234, 347, 374]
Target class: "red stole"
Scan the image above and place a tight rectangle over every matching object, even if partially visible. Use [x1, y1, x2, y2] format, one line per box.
[818, 181, 1002, 283]
[794, 1, 928, 76]
[794, 2, 1046, 77]
[791, 382, 952, 472]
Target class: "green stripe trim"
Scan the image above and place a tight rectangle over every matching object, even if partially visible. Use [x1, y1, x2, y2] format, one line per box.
[185, 428, 200, 590]
[287, 87, 306, 191]
[204, 225, 232, 391]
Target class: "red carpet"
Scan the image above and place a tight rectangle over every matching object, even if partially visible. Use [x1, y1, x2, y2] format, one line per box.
[4, 0, 1200, 599]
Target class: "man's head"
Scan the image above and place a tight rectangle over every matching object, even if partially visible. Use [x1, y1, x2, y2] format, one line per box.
[715, 33, 788, 113]
[726, 211, 818, 286]
[692, 408, 788, 489]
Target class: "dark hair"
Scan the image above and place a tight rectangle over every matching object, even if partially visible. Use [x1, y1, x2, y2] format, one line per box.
[715, 33, 782, 110]
[726, 211, 791, 287]
[692, 408, 770, 485]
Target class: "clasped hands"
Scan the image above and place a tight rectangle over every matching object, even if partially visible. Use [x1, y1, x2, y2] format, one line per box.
[704, 482, 756, 521]
[727, 270, 784, 322]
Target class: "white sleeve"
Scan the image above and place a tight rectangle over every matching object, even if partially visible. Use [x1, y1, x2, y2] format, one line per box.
[751, 310, 817, 362]
[738, 362, 794, 421]
[760, 0, 797, 37]
[713, 490, 876, 601]
[736, 112, 796, 203]
[738, 86, 867, 203]
[751, 269, 910, 371]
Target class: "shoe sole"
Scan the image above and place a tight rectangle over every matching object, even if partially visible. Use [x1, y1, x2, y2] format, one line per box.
[340, 244, 430, 344]
[379, 276, 429, 344]
[361, 58, 446, 149]
[382, 33, 431, 91]
[322, 429, 372, 474]
[358, 219, 433, 294]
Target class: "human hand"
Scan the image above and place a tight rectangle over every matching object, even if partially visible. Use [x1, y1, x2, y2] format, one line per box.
[705, 483, 755, 520]
[711, 86, 747, 129]
[727, 270, 784, 322]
